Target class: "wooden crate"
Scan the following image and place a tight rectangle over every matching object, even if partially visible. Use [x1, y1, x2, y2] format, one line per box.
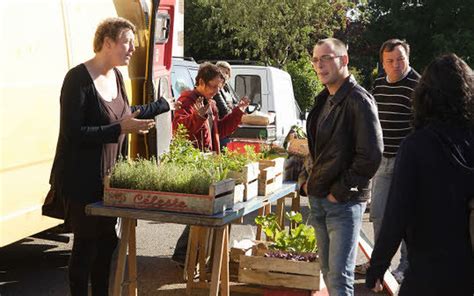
[234, 184, 245, 204]
[103, 177, 235, 215]
[227, 162, 259, 201]
[239, 255, 321, 291]
[258, 158, 285, 196]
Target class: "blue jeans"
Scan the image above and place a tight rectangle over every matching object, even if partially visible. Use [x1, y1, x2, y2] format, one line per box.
[308, 197, 366, 296]
[369, 156, 408, 273]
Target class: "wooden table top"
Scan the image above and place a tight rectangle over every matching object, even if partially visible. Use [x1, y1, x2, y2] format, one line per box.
[86, 182, 297, 227]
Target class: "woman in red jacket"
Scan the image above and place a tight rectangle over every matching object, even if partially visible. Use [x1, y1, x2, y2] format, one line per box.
[171, 62, 249, 266]
[172, 62, 249, 152]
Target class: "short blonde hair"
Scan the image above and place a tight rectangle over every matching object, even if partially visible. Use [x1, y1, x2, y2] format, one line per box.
[216, 61, 232, 71]
[93, 17, 136, 53]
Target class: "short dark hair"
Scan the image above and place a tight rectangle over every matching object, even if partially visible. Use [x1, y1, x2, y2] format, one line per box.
[93, 17, 136, 53]
[413, 53, 474, 129]
[195, 62, 224, 86]
[379, 39, 410, 64]
[315, 38, 348, 56]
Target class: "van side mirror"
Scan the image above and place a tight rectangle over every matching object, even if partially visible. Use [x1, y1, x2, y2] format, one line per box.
[245, 103, 260, 114]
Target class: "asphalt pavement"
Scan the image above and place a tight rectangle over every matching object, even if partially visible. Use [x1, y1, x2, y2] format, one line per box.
[0, 196, 399, 295]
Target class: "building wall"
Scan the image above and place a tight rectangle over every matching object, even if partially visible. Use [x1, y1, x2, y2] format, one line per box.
[172, 0, 184, 57]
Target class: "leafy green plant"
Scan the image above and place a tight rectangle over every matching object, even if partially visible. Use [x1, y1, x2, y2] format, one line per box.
[259, 144, 288, 160]
[220, 145, 260, 172]
[160, 124, 204, 166]
[110, 158, 222, 195]
[111, 125, 264, 194]
[255, 211, 317, 253]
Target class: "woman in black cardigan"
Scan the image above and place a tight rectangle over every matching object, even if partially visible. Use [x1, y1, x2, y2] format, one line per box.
[366, 53, 474, 295]
[47, 17, 170, 295]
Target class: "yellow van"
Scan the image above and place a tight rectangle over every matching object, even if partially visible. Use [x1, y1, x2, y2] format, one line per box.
[0, 0, 175, 247]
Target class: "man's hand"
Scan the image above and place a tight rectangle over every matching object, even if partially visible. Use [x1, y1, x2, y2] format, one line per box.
[327, 193, 338, 203]
[237, 96, 250, 112]
[120, 110, 155, 134]
[371, 279, 383, 293]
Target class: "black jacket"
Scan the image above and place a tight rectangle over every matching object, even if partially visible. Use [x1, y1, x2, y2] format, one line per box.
[366, 124, 474, 296]
[49, 64, 170, 205]
[213, 83, 239, 119]
[305, 75, 383, 202]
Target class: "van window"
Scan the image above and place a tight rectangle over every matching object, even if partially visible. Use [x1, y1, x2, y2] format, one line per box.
[155, 13, 171, 43]
[235, 75, 262, 105]
[171, 66, 194, 97]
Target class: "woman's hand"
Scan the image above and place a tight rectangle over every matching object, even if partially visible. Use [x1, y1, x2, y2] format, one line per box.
[192, 96, 210, 118]
[120, 110, 155, 134]
[237, 96, 250, 112]
[168, 98, 182, 111]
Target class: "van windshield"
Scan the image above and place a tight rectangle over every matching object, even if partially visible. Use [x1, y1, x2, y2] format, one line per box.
[235, 75, 261, 106]
[171, 66, 195, 97]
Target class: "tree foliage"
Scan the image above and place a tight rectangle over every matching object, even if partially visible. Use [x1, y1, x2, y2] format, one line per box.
[366, 0, 474, 71]
[185, 0, 347, 67]
[284, 54, 323, 112]
[184, 0, 350, 110]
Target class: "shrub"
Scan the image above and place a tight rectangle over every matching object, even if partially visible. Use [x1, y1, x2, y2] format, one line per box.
[285, 54, 324, 112]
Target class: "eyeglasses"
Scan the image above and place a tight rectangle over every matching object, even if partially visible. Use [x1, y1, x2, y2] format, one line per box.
[311, 55, 343, 65]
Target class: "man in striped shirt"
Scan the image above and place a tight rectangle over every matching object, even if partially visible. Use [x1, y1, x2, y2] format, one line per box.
[356, 39, 420, 282]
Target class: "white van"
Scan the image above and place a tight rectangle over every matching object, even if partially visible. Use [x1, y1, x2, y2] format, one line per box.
[170, 59, 305, 145]
[229, 65, 305, 144]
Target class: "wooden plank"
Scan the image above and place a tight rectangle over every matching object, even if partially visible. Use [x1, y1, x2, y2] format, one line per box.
[290, 192, 301, 229]
[209, 178, 235, 196]
[199, 227, 210, 282]
[259, 173, 283, 196]
[127, 221, 137, 296]
[227, 162, 259, 184]
[210, 226, 226, 296]
[239, 256, 320, 275]
[212, 192, 235, 216]
[259, 158, 285, 172]
[220, 226, 230, 296]
[255, 206, 266, 241]
[276, 198, 285, 228]
[86, 182, 299, 227]
[112, 218, 133, 296]
[358, 230, 399, 295]
[186, 226, 200, 292]
[234, 184, 245, 203]
[244, 179, 258, 201]
[189, 280, 265, 295]
[104, 179, 235, 215]
[238, 269, 320, 290]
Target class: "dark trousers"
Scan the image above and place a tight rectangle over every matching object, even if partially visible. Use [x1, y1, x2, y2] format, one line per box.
[67, 200, 118, 296]
[172, 225, 190, 260]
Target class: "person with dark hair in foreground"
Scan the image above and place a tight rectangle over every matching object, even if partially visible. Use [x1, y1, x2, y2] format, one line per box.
[366, 53, 474, 295]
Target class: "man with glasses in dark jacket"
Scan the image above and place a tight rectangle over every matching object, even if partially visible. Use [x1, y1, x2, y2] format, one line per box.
[300, 38, 383, 295]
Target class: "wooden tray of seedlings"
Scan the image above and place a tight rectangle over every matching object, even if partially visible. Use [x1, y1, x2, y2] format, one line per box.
[258, 157, 285, 196]
[103, 176, 236, 216]
[238, 253, 321, 291]
[228, 162, 260, 201]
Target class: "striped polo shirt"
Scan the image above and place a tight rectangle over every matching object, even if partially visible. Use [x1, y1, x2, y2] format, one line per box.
[373, 68, 420, 157]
